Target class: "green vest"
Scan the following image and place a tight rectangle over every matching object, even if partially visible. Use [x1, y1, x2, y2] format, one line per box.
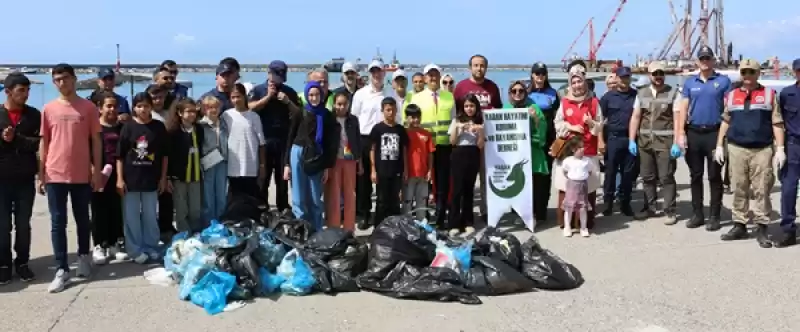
[636, 84, 677, 151]
[409, 89, 454, 145]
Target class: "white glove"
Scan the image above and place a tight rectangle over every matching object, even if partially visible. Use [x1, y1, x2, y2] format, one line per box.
[713, 146, 725, 165]
[774, 147, 787, 169]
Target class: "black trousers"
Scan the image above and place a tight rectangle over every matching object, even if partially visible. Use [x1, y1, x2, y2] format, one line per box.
[355, 135, 373, 219]
[263, 139, 290, 211]
[433, 144, 453, 227]
[229, 176, 261, 200]
[158, 192, 175, 234]
[374, 176, 402, 226]
[533, 173, 550, 221]
[0, 181, 35, 267]
[448, 146, 480, 230]
[685, 126, 723, 218]
[91, 190, 123, 248]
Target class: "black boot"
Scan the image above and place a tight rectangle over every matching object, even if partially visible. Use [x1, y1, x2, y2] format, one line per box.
[635, 207, 656, 221]
[706, 216, 721, 231]
[686, 215, 705, 228]
[754, 224, 772, 248]
[720, 223, 748, 241]
[774, 230, 797, 248]
[620, 203, 635, 217]
[601, 201, 614, 216]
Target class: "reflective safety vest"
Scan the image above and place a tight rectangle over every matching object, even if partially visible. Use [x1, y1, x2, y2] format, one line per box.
[410, 89, 455, 145]
[637, 84, 678, 151]
[561, 97, 600, 156]
[725, 86, 776, 149]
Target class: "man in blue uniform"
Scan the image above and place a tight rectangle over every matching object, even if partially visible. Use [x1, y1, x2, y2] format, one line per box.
[600, 66, 638, 216]
[776, 58, 800, 248]
[200, 63, 236, 111]
[87, 68, 131, 120]
[675, 46, 732, 231]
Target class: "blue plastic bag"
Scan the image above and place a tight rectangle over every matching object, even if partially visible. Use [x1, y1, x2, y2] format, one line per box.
[164, 232, 190, 273]
[200, 220, 243, 248]
[257, 267, 285, 295]
[178, 249, 217, 300]
[276, 249, 316, 295]
[189, 270, 236, 315]
[431, 240, 473, 277]
[253, 229, 287, 269]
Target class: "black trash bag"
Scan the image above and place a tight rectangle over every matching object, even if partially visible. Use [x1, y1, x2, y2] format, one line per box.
[357, 215, 481, 304]
[466, 256, 534, 296]
[227, 284, 253, 301]
[302, 228, 368, 294]
[220, 194, 266, 222]
[476, 227, 523, 270]
[271, 217, 315, 249]
[520, 236, 584, 290]
[230, 236, 263, 291]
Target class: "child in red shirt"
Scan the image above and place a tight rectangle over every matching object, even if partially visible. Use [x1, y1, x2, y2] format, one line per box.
[403, 104, 435, 221]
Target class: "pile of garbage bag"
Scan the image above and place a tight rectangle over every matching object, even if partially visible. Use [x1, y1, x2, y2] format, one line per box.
[159, 210, 583, 314]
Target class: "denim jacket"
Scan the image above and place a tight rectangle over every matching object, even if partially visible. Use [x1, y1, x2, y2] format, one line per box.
[199, 117, 229, 160]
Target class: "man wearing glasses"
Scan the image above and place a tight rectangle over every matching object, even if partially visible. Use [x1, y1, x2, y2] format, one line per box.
[159, 60, 190, 100]
[628, 62, 682, 224]
[714, 59, 784, 248]
[89, 68, 131, 120]
[675, 46, 732, 231]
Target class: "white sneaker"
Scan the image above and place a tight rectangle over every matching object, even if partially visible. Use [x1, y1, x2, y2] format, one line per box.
[92, 245, 108, 265]
[47, 269, 70, 293]
[462, 226, 476, 237]
[76, 255, 92, 278]
[133, 253, 149, 264]
[448, 229, 461, 237]
[580, 228, 590, 237]
[108, 244, 128, 261]
[563, 227, 573, 237]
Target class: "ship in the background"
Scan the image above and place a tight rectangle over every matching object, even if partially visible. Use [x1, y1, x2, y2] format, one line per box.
[372, 48, 403, 72]
[324, 57, 346, 73]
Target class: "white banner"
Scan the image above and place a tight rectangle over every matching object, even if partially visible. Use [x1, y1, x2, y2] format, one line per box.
[483, 108, 534, 231]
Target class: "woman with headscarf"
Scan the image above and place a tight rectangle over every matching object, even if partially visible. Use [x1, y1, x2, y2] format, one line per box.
[527, 62, 560, 224]
[552, 71, 605, 231]
[441, 73, 455, 93]
[507, 80, 549, 225]
[284, 81, 338, 230]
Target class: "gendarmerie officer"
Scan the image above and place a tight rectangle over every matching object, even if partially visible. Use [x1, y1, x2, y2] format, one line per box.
[715, 59, 784, 248]
[628, 62, 681, 224]
[599, 66, 637, 216]
[675, 46, 732, 231]
[776, 58, 800, 248]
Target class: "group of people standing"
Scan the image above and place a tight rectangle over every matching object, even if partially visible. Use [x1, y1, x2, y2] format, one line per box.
[1, 50, 800, 295]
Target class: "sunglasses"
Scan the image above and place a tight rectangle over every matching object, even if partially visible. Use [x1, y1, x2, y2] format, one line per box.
[651, 70, 665, 77]
[699, 56, 713, 61]
[511, 88, 526, 94]
[442, 80, 454, 85]
[533, 72, 547, 76]
[162, 76, 175, 81]
[740, 69, 758, 76]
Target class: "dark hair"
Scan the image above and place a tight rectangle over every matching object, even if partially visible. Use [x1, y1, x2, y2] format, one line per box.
[412, 72, 424, 79]
[559, 135, 584, 160]
[94, 91, 118, 107]
[528, 69, 553, 93]
[146, 84, 167, 95]
[3, 73, 31, 90]
[333, 91, 350, 103]
[220, 57, 241, 71]
[457, 94, 484, 125]
[161, 60, 177, 67]
[381, 96, 397, 109]
[567, 60, 587, 72]
[231, 83, 248, 109]
[469, 54, 488, 66]
[586, 80, 596, 92]
[405, 104, 421, 117]
[51, 63, 75, 77]
[131, 92, 153, 119]
[166, 98, 198, 132]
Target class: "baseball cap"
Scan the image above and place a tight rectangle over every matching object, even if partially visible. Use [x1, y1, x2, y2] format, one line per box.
[392, 70, 407, 81]
[615, 66, 632, 77]
[216, 63, 234, 76]
[342, 62, 357, 73]
[792, 58, 800, 71]
[648, 61, 666, 73]
[97, 68, 115, 79]
[531, 62, 548, 74]
[739, 59, 760, 71]
[367, 59, 383, 72]
[268, 60, 288, 83]
[697, 46, 714, 59]
[423, 63, 442, 75]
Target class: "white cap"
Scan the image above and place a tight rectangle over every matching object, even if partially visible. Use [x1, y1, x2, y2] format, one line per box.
[391, 70, 407, 80]
[423, 63, 442, 75]
[368, 59, 384, 71]
[341, 62, 357, 73]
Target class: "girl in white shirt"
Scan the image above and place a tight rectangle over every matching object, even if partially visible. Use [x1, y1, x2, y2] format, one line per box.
[560, 136, 595, 238]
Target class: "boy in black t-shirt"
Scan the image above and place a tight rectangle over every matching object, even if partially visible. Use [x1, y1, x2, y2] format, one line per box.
[370, 97, 409, 225]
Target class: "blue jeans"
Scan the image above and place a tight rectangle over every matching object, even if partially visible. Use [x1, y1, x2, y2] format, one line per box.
[203, 161, 228, 224]
[289, 144, 324, 230]
[46, 183, 92, 271]
[123, 191, 160, 258]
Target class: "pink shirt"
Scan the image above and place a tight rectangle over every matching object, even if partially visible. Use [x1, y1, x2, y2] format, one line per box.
[41, 98, 101, 184]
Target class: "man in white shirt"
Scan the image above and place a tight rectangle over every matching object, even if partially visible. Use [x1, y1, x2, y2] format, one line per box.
[351, 60, 391, 228]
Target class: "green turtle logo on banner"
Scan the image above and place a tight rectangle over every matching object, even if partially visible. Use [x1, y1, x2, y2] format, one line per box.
[489, 159, 528, 199]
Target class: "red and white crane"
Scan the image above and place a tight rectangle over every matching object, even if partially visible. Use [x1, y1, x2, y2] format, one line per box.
[560, 0, 629, 67]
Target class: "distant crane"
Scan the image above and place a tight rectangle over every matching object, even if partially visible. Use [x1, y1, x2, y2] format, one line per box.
[560, 0, 628, 68]
[656, 0, 728, 64]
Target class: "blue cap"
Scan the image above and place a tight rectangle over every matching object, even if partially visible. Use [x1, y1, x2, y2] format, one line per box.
[97, 68, 115, 78]
[697, 46, 714, 58]
[216, 63, 234, 76]
[268, 60, 288, 83]
[615, 66, 632, 77]
[793, 58, 800, 71]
